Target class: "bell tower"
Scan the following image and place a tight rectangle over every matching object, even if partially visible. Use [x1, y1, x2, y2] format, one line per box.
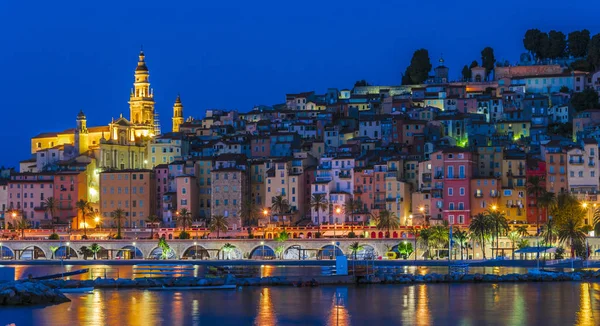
[172, 94, 184, 132]
[74, 110, 89, 154]
[129, 50, 155, 129]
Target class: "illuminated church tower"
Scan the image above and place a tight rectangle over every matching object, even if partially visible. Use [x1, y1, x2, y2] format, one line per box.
[129, 50, 155, 133]
[172, 94, 184, 132]
[74, 110, 89, 154]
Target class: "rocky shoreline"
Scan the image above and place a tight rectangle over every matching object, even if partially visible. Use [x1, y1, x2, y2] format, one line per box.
[3, 270, 600, 306]
[0, 281, 70, 306]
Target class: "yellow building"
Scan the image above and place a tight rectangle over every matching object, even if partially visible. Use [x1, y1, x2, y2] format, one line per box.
[496, 121, 530, 140]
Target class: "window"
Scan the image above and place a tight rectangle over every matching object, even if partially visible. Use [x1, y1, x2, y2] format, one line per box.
[459, 187, 465, 196]
[579, 171, 584, 177]
[449, 203, 455, 210]
[448, 188, 453, 196]
[449, 215, 455, 224]
[182, 187, 186, 194]
[458, 215, 465, 224]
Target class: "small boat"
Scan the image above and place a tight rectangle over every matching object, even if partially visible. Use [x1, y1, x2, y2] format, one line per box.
[31, 268, 90, 280]
[58, 287, 94, 294]
[147, 284, 237, 291]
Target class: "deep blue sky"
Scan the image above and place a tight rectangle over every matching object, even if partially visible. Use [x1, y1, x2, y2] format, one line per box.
[0, 1, 599, 166]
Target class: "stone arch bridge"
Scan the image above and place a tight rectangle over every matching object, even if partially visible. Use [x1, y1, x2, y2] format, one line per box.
[0, 239, 407, 260]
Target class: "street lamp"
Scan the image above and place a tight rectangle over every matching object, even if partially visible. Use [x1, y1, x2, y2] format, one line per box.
[0, 242, 3, 260]
[66, 242, 70, 259]
[194, 241, 198, 259]
[491, 205, 498, 211]
[261, 241, 265, 260]
[132, 242, 137, 259]
[263, 209, 270, 225]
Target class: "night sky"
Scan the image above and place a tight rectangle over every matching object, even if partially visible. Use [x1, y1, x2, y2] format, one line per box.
[0, 0, 598, 166]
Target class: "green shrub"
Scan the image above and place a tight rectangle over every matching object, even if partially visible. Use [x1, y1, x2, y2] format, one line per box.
[347, 231, 356, 238]
[48, 233, 60, 240]
[178, 231, 190, 239]
[315, 232, 322, 239]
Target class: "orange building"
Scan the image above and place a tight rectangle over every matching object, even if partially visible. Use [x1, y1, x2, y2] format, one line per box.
[99, 169, 156, 228]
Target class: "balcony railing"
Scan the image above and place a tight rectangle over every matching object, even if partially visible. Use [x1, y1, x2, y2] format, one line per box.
[569, 159, 584, 165]
[474, 192, 483, 198]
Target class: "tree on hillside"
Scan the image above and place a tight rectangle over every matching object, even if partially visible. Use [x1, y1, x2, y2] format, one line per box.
[461, 65, 471, 81]
[571, 88, 600, 112]
[469, 60, 479, 69]
[570, 59, 593, 72]
[548, 30, 567, 59]
[404, 49, 432, 84]
[354, 80, 370, 88]
[568, 29, 590, 58]
[524, 29, 544, 58]
[587, 33, 600, 70]
[481, 47, 496, 80]
[401, 68, 412, 85]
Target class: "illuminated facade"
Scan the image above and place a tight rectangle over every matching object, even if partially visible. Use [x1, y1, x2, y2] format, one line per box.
[172, 95, 184, 133]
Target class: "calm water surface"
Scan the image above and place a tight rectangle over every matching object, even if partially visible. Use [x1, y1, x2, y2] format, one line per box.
[1, 283, 598, 326]
[5, 264, 534, 280]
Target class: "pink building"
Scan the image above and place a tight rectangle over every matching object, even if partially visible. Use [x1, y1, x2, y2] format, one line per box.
[53, 171, 87, 226]
[154, 164, 169, 220]
[8, 173, 54, 228]
[175, 175, 198, 219]
[431, 148, 476, 226]
[250, 136, 271, 158]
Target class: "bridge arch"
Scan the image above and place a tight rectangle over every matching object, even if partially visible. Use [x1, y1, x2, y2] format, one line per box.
[0, 246, 15, 259]
[148, 246, 176, 260]
[283, 244, 311, 260]
[53, 246, 78, 259]
[20, 246, 47, 260]
[248, 245, 276, 260]
[116, 245, 144, 259]
[317, 244, 343, 260]
[182, 245, 210, 259]
[348, 244, 377, 260]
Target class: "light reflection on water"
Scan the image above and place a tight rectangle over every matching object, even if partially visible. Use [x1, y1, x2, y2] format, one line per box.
[1, 283, 598, 326]
[4, 264, 536, 280]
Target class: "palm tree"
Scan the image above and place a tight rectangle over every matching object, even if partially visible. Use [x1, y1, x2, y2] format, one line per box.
[221, 243, 235, 260]
[90, 243, 101, 260]
[373, 210, 399, 238]
[271, 195, 290, 226]
[537, 191, 556, 223]
[469, 213, 492, 259]
[343, 197, 362, 235]
[146, 215, 161, 239]
[418, 228, 432, 260]
[515, 225, 530, 237]
[556, 215, 587, 259]
[527, 176, 546, 234]
[541, 218, 558, 245]
[44, 197, 58, 233]
[177, 208, 193, 234]
[209, 215, 229, 239]
[485, 209, 509, 258]
[408, 226, 419, 260]
[310, 194, 329, 236]
[275, 230, 290, 259]
[429, 224, 449, 258]
[453, 229, 469, 260]
[507, 231, 520, 260]
[112, 208, 125, 239]
[75, 199, 91, 238]
[239, 199, 260, 237]
[348, 242, 364, 260]
[16, 218, 29, 239]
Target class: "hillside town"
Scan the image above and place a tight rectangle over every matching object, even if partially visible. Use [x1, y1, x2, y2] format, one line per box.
[2, 29, 600, 244]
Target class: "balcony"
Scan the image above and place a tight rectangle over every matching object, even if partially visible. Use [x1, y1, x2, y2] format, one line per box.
[569, 159, 584, 165]
[474, 192, 483, 198]
[422, 174, 432, 182]
[434, 182, 444, 189]
[559, 160, 565, 165]
[434, 173, 443, 180]
[338, 172, 352, 179]
[589, 161, 596, 167]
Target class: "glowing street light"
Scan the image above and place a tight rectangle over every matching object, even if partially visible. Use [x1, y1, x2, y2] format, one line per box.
[419, 206, 425, 213]
[132, 242, 137, 259]
[491, 205, 498, 211]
